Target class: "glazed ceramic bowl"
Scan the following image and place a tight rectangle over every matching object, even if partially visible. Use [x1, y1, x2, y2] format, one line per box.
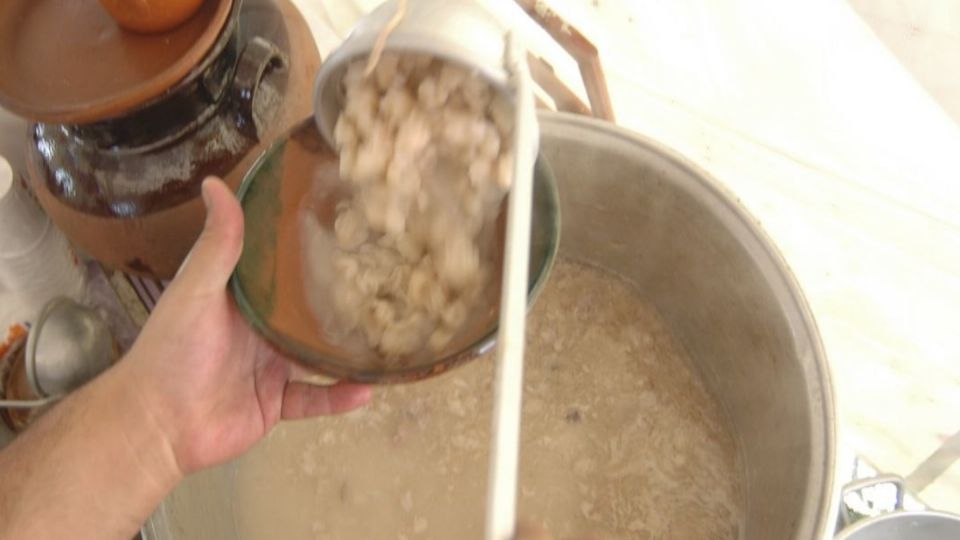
[229, 118, 560, 384]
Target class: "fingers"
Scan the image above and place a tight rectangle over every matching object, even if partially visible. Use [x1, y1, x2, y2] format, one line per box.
[280, 381, 372, 420]
[515, 521, 602, 540]
[172, 177, 244, 296]
[514, 521, 553, 540]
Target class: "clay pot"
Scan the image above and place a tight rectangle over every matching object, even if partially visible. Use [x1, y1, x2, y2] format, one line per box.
[21, 0, 320, 278]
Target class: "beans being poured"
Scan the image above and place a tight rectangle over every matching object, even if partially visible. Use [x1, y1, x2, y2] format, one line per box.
[302, 53, 514, 358]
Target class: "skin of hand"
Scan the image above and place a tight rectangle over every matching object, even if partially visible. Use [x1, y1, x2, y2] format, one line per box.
[0, 178, 371, 540]
[123, 177, 372, 474]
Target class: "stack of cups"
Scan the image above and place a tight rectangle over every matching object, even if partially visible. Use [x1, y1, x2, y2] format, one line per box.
[0, 155, 85, 306]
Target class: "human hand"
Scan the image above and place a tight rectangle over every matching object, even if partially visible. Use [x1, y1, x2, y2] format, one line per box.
[514, 521, 604, 540]
[119, 178, 371, 476]
[515, 521, 554, 540]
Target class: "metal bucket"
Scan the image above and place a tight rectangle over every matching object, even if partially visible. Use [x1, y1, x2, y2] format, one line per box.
[144, 111, 837, 539]
[837, 511, 960, 540]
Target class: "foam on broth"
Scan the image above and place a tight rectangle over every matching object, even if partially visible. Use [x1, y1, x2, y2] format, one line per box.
[232, 260, 743, 539]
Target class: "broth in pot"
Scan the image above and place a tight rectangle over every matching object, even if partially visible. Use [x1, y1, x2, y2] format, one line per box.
[231, 259, 743, 540]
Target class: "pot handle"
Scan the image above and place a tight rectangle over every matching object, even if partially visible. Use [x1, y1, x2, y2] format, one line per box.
[231, 37, 289, 140]
[840, 474, 906, 527]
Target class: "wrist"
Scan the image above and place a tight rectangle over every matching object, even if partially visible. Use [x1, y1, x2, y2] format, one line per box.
[97, 361, 185, 491]
[0, 357, 186, 540]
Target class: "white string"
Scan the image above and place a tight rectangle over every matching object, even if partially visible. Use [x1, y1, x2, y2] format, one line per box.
[364, 0, 409, 77]
[0, 395, 60, 409]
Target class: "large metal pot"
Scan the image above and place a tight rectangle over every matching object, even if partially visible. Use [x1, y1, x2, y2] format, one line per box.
[143, 112, 837, 539]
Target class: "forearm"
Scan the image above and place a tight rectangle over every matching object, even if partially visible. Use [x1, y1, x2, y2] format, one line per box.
[0, 360, 182, 540]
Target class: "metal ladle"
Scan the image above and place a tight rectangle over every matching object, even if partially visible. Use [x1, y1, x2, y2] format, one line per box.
[0, 297, 115, 409]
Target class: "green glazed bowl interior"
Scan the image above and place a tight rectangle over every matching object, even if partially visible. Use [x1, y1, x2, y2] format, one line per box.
[229, 118, 559, 383]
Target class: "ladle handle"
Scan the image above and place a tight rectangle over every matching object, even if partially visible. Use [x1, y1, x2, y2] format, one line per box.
[231, 37, 290, 140]
[485, 32, 539, 540]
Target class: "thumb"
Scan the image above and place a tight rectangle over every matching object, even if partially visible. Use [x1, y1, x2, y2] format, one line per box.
[172, 178, 244, 295]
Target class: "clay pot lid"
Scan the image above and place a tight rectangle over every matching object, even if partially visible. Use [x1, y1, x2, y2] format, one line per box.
[0, 0, 233, 125]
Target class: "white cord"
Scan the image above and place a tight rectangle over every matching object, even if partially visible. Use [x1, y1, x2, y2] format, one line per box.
[364, 0, 409, 77]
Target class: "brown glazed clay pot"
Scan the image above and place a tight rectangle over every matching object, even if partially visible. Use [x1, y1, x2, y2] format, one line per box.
[24, 0, 320, 278]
